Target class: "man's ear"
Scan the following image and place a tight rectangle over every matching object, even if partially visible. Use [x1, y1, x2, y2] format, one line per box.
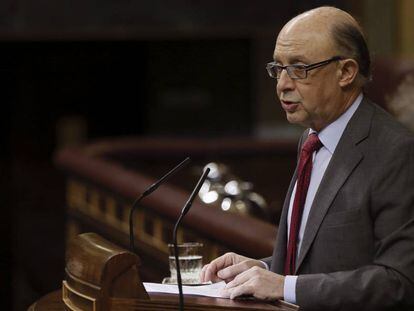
[338, 59, 359, 87]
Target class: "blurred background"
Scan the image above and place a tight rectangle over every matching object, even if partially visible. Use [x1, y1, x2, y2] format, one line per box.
[1, 0, 413, 310]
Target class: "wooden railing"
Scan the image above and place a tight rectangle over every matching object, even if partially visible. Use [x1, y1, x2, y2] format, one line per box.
[54, 136, 297, 282]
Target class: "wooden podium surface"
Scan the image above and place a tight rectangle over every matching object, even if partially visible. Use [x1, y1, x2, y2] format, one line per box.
[29, 290, 298, 311]
[32, 233, 299, 310]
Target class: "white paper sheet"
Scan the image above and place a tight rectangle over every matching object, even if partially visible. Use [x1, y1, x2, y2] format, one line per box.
[143, 281, 226, 298]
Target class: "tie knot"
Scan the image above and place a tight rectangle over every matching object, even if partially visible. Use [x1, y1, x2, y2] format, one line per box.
[302, 133, 323, 154]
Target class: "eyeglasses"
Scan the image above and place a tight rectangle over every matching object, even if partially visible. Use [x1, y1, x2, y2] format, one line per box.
[266, 56, 342, 80]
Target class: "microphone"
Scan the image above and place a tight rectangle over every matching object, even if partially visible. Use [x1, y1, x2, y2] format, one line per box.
[129, 157, 190, 253]
[172, 167, 210, 311]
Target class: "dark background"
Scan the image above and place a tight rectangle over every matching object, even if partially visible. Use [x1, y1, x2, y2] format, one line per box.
[0, 1, 356, 309]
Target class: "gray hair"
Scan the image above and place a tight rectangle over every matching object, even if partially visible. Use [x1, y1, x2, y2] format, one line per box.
[331, 18, 372, 85]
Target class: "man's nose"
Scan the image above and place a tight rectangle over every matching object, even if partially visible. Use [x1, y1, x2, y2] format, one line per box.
[276, 69, 295, 93]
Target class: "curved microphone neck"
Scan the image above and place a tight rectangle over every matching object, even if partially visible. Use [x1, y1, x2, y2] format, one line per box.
[129, 157, 190, 253]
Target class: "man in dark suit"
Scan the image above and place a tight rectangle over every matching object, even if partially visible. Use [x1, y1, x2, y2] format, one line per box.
[200, 6, 414, 310]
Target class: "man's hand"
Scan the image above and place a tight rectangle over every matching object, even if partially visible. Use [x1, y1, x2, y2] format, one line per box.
[221, 266, 285, 301]
[199, 252, 266, 283]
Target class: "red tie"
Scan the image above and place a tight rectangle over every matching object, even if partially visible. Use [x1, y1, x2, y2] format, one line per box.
[284, 133, 323, 275]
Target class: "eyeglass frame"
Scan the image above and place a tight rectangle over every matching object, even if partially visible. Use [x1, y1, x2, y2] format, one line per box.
[266, 56, 343, 80]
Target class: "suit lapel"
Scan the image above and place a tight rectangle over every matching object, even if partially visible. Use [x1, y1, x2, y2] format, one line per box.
[295, 98, 373, 273]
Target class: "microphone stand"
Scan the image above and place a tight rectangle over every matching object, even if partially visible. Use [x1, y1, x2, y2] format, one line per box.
[172, 167, 210, 311]
[129, 157, 190, 253]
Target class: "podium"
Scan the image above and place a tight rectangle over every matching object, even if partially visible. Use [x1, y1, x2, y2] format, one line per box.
[32, 233, 298, 311]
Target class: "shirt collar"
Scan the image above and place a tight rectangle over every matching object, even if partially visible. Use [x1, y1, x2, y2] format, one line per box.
[310, 93, 363, 154]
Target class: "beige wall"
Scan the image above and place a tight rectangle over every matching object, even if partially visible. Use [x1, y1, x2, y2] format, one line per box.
[397, 0, 414, 57]
[362, 0, 414, 58]
[362, 0, 397, 56]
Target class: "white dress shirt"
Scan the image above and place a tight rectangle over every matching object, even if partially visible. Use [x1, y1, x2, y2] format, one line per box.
[283, 93, 363, 303]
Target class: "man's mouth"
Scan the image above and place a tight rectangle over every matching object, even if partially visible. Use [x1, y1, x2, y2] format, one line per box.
[281, 100, 299, 113]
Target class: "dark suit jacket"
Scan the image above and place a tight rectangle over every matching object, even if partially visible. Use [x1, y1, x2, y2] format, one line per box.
[263, 97, 414, 310]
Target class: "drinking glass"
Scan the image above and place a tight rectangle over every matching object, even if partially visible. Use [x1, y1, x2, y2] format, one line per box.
[168, 242, 203, 284]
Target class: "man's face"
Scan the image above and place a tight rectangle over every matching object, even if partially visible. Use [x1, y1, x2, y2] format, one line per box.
[274, 21, 344, 131]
